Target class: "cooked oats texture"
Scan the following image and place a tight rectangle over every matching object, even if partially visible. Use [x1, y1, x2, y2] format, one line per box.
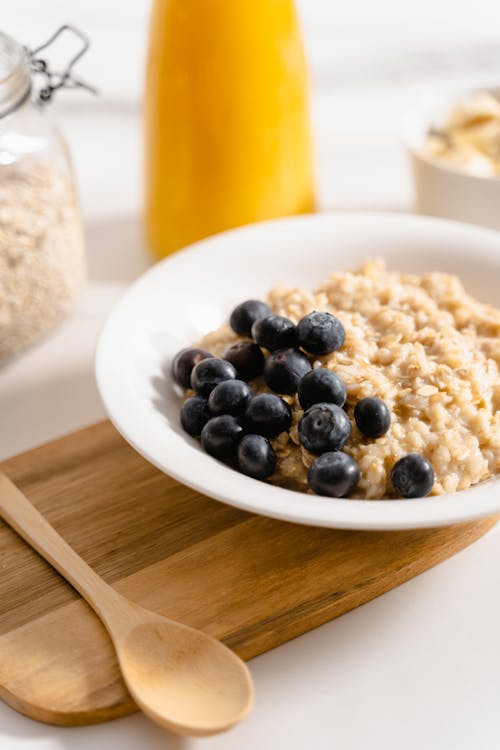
[197, 260, 500, 499]
[0, 161, 86, 359]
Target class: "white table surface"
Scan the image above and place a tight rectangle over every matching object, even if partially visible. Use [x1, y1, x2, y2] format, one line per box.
[3, 1, 500, 748]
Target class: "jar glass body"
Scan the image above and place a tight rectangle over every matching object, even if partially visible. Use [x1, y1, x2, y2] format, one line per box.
[0, 44, 85, 360]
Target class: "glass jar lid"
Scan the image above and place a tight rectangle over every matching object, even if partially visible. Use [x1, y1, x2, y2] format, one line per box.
[0, 32, 31, 118]
[0, 26, 96, 119]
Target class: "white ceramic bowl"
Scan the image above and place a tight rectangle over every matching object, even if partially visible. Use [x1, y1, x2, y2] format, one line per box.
[406, 87, 500, 231]
[96, 212, 500, 531]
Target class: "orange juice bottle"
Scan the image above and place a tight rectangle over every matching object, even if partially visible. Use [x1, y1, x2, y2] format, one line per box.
[144, 0, 315, 258]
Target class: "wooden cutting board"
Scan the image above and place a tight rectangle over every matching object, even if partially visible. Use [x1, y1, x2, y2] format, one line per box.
[0, 421, 496, 727]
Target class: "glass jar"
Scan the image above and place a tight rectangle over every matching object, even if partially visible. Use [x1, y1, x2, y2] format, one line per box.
[0, 30, 86, 360]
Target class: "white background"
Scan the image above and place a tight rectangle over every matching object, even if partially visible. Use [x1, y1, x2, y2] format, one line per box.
[2, 1, 500, 748]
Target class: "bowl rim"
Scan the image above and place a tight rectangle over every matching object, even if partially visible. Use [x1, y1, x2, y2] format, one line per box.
[95, 211, 500, 531]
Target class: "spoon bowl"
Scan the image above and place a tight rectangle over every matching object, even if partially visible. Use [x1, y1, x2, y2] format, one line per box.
[118, 616, 253, 736]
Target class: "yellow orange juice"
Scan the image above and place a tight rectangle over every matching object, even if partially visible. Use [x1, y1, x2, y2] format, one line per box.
[144, 0, 315, 258]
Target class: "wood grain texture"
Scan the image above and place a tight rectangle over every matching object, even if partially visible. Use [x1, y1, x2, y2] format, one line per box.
[0, 471, 253, 736]
[0, 421, 496, 726]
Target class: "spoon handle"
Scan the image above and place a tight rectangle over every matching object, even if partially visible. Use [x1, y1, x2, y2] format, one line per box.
[0, 471, 126, 626]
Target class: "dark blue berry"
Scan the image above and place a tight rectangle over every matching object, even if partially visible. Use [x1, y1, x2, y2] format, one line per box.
[298, 402, 351, 454]
[201, 415, 243, 460]
[297, 311, 345, 355]
[263, 348, 312, 395]
[190, 357, 237, 397]
[223, 341, 265, 381]
[251, 315, 298, 351]
[237, 434, 276, 479]
[180, 396, 210, 436]
[354, 397, 391, 439]
[245, 393, 292, 438]
[298, 368, 346, 410]
[308, 452, 360, 497]
[172, 348, 213, 389]
[208, 379, 253, 417]
[229, 299, 272, 336]
[390, 454, 435, 498]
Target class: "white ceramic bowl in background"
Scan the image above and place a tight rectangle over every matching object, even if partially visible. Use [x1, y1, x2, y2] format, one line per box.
[406, 87, 500, 231]
[96, 212, 500, 531]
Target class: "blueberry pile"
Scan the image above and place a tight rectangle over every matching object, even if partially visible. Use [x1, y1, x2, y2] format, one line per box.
[172, 300, 435, 499]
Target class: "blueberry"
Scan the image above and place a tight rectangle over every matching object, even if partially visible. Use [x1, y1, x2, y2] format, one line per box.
[237, 434, 276, 479]
[229, 299, 272, 336]
[298, 402, 351, 455]
[263, 348, 312, 395]
[390, 454, 435, 498]
[297, 311, 345, 355]
[208, 379, 253, 417]
[180, 396, 210, 436]
[308, 452, 361, 497]
[251, 315, 298, 351]
[172, 348, 213, 389]
[201, 415, 243, 460]
[354, 397, 391, 439]
[223, 341, 265, 381]
[245, 393, 292, 438]
[190, 357, 237, 397]
[298, 368, 346, 410]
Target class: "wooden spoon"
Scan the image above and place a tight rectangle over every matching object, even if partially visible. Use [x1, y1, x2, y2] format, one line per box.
[0, 472, 253, 736]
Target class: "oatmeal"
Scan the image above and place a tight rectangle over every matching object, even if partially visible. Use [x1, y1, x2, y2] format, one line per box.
[424, 91, 500, 177]
[0, 162, 85, 360]
[191, 260, 500, 499]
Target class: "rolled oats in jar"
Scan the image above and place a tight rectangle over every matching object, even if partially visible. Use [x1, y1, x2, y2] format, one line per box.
[0, 28, 88, 360]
